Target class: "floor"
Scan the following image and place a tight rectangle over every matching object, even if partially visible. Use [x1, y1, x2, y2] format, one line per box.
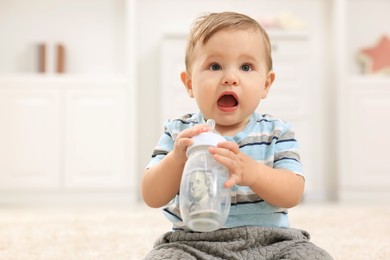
[0, 202, 388, 259]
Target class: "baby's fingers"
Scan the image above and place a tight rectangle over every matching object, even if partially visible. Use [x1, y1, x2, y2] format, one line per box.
[177, 124, 209, 139]
[216, 141, 240, 154]
[224, 174, 240, 188]
[212, 152, 238, 172]
[174, 124, 210, 152]
[176, 137, 193, 149]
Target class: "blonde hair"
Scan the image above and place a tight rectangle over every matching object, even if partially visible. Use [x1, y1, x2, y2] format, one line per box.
[185, 12, 273, 73]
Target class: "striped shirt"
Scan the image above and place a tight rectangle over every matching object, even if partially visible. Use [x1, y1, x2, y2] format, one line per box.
[147, 112, 303, 230]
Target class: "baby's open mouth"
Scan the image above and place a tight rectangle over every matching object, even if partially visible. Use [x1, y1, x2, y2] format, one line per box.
[217, 94, 238, 108]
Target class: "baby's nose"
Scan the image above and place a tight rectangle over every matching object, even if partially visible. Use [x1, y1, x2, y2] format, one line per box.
[222, 71, 239, 86]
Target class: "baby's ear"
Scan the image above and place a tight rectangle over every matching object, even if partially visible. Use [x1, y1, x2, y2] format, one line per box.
[262, 70, 275, 99]
[181, 71, 194, 98]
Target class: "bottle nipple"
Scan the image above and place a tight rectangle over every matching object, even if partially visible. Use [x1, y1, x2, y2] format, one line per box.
[206, 119, 216, 133]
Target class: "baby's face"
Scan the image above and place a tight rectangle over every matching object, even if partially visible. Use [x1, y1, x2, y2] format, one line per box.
[182, 29, 274, 135]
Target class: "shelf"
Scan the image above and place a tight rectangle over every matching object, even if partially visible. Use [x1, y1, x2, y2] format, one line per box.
[163, 29, 309, 40]
[0, 74, 129, 81]
[348, 75, 390, 86]
[0, 74, 129, 90]
[0, 0, 126, 75]
[267, 30, 309, 40]
[345, 0, 390, 76]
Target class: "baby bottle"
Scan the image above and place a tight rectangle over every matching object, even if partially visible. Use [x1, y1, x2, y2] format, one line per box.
[179, 119, 231, 232]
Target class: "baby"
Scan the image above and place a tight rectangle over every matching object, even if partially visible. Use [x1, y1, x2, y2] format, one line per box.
[142, 11, 332, 260]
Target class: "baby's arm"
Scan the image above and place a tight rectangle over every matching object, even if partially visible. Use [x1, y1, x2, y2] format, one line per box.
[209, 141, 304, 208]
[141, 125, 209, 208]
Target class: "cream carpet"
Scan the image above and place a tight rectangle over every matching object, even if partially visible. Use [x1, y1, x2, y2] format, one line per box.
[0, 203, 388, 259]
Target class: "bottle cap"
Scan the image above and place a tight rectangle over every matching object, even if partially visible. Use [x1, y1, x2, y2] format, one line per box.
[186, 132, 225, 156]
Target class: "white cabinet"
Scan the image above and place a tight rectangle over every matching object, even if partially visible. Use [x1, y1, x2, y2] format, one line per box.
[342, 80, 390, 191]
[0, 86, 61, 189]
[0, 77, 130, 192]
[339, 78, 390, 201]
[64, 87, 126, 188]
[335, 0, 390, 201]
[159, 35, 197, 125]
[0, 0, 137, 203]
[259, 32, 310, 119]
[258, 32, 317, 199]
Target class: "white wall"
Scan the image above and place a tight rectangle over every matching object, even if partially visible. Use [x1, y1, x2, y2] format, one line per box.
[135, 0, 335, 201]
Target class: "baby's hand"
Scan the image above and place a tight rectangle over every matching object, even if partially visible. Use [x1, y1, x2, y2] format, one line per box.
[209, 141, 257, 188]
[171, 124, 209, 162]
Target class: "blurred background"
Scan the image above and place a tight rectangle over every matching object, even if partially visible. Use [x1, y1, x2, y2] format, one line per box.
[0, 0, 389, 206]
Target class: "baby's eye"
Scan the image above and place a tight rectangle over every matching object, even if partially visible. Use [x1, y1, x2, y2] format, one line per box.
[209, 63, 222, 71]
[241, 64, 253, 72]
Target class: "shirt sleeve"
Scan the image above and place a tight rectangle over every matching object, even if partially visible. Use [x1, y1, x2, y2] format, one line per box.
[146, 120, 175, 169]
[273, 122, 304, 176]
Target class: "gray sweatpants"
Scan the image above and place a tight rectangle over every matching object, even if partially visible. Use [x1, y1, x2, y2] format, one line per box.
[143, 226, 333, 260]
